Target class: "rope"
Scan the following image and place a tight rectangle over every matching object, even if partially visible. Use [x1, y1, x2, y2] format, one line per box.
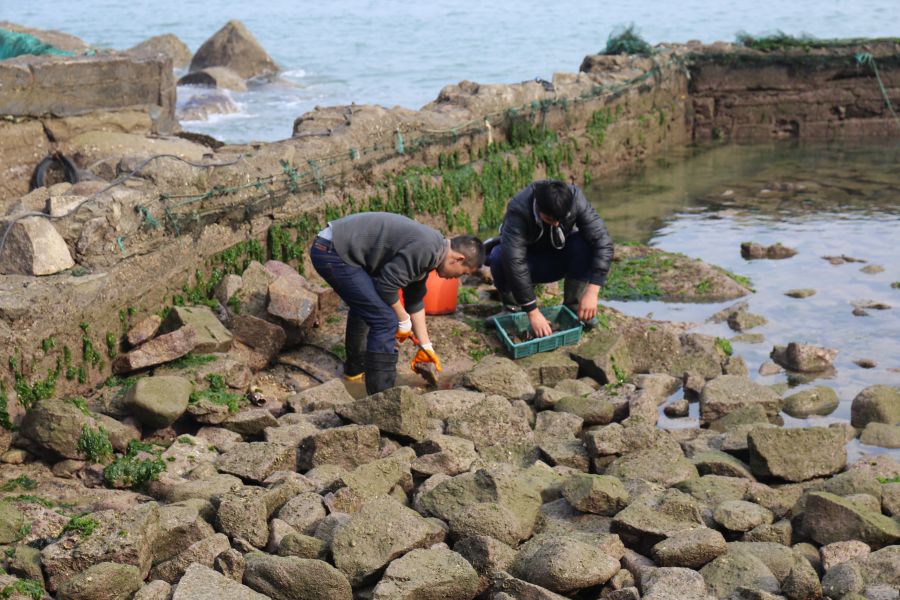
[856, 53, 900, 129]
[395, 128, 405, 154]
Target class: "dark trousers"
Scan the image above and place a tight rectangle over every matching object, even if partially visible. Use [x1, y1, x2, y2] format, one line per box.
[489, 230, 593, 294]
[310, 237, 397, 356]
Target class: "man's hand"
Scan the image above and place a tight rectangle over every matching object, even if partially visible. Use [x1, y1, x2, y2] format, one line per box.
[396, 316, 413, 343]
[528, 309, 553, 338]
[411, 344, 442, 372]
[577, 283, 602, 322]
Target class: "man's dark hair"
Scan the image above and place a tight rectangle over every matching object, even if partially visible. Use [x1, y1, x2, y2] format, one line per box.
[450, 235, 485, 269]
[533, 180, 574, 221]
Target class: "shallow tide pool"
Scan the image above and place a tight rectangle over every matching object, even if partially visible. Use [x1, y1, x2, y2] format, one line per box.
[586, 141, 900, 459]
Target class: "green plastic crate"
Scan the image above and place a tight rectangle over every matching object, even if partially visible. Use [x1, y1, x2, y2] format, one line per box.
[490, 305, 583, 359]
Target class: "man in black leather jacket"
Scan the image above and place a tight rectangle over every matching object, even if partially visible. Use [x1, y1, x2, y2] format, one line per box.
[486, 180, 614, 337]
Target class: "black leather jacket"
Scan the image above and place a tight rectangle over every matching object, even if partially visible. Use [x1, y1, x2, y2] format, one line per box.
[499, 183, 614, 311]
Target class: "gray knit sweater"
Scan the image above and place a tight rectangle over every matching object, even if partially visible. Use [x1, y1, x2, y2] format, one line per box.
[330, 212, 447, 312]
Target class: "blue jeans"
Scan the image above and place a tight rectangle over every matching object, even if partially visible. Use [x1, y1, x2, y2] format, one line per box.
[489, 230, 593, 294]
[310, 237, 397, 355]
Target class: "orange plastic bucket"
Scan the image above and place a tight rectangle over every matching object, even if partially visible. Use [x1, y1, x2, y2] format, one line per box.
[398, 270, 459, 315]
[424, 270, 459, 315]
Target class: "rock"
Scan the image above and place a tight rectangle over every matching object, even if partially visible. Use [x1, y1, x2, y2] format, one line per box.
[214, 274, 243, 305]
[124, 375, 192, 429]
[220, 405, 276, 435]
[860, 423, 900, 448]
[278, 532, 326, 559]
[113, 325, 198, 373]
[785, 289, 815, 299]
[585, 422, 680, 458]
[243, 553, 352, 600]
[853, 358, 877, 369]
[286, 378, 354, 412]
[298, 424, 381, 470]
[606, 447, 699, 487]
[782, 386, 839, 418]
[41, 502, 160, 591]
[802, 492, 900, 549]
[664, 398, 690, 418]
[641, 567, 711, 600]
[850, 385, 900, 429]
[172, 564, 267, 600]
[216, 486, 270, 548]
[134, 580, 172, 600]
[216, 442, 295, 484]
[152, 501, 217, 564]
[490, 571, 569, 599]
[691, 450, 754, 480]
[699, 375, 781, 424]
[372, 548, 480, 600]
[0, 216, 74, 275]
[462, 356, 535, 401]
[230, 315, 286, 365]
[331, 497, 445, 585]
[727, 310, 767, 332]
[611, 489, 705, 549]
[561, 474, 629, 516]
[861, 265, 884, 274]
[454, 535, 516, 582]
[150, 533, 231, 583]
[553, 395, 614, 425]
[651, 527, 727, 569]
[336, 386, 428, 441]
[713, 500, 774, 532]
[509, 533, 620, 594]
[277, 492, 326, 535]
[176, 91, 240, 121]
[20, 398, 102, 459]
[268, 276, 318, 327]
[748, 427, 846, 482]
[741, 242, 796, 260]
[189, 20, 279, 80]
[215, 547, 245, 581]
[518, 351, 580, 386]
[0, 502, 25, 544]
[821, 560, 865, 598]
[758, 362, 783, 376]
[162, 306, 233, 353]
[178, 66, 248, 92]
[700, 550, 780, 598]
[677, 476, 752, 507]
[820, 540, 870, 572]
[771, 342, 838, 373]
[742, 519, 792, 545]
[128, 33, 192, 68]
[56, 561, 143, 600]
[445, 394, 534, 450]
[127, 315, 163, 347]
[411, 435, 478, 476]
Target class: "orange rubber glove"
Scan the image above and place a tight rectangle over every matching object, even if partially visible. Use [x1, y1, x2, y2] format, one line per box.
[411, 343, 442, 372]
[395, 317, 413, 343]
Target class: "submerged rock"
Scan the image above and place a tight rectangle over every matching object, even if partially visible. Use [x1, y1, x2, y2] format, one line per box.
[771, 342, 838, 373]
[781, 386, 839, 418]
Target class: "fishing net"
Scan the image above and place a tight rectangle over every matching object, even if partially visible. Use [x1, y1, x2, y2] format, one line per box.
[0, 27, 75, 60]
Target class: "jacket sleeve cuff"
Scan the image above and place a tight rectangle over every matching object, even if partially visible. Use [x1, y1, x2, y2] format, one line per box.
[521, 299, 539, 313]
[590, 272, 608, 286]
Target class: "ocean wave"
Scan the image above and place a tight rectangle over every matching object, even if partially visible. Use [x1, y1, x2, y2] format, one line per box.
[281, 68, 308, 79]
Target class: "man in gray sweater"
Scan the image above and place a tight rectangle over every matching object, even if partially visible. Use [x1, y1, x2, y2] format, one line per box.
[311, 212, 484, 394]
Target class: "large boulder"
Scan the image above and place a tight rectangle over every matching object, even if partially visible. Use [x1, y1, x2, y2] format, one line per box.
[243, 553, 352, 600]
[605, 447, 699, 487]
[56, 562, 143, 600]
[850, 385, 900, 429]
[0, 216, 74, 275]
[41, 503, 161, 591]
[445, 394, 534, 450]
[172, 563, 267, 600]
[641, 567, 713, 600]
[128, 33, 192, 68]
[651, 527, 727, 569]
[331, 497, 445, 585]
[747, 427, 846, 482]
[611, 489, 705, 549]
[298, 424, 381, 470]
[216, 442, 295, 484]
[859, 422, 900, 448]
[178, 66, 248, 92]
[336, 386, 428, 441]
[802, 492, 900, 550]
[699, 549, 780, 598]
[372, 548, 480, 600]
[699, 375, 781, 424]
[150, 533, 231, 584]
[509, 533, 620, 594]
[189, 20, 279, 80]
[124, 375, 192, 429]
[20, 398, 96, 459]
[411, 435, 478, 477]
[461, 356, 535, 401]
[216, 487, 270, 548]
[561, 473, 629, 516]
